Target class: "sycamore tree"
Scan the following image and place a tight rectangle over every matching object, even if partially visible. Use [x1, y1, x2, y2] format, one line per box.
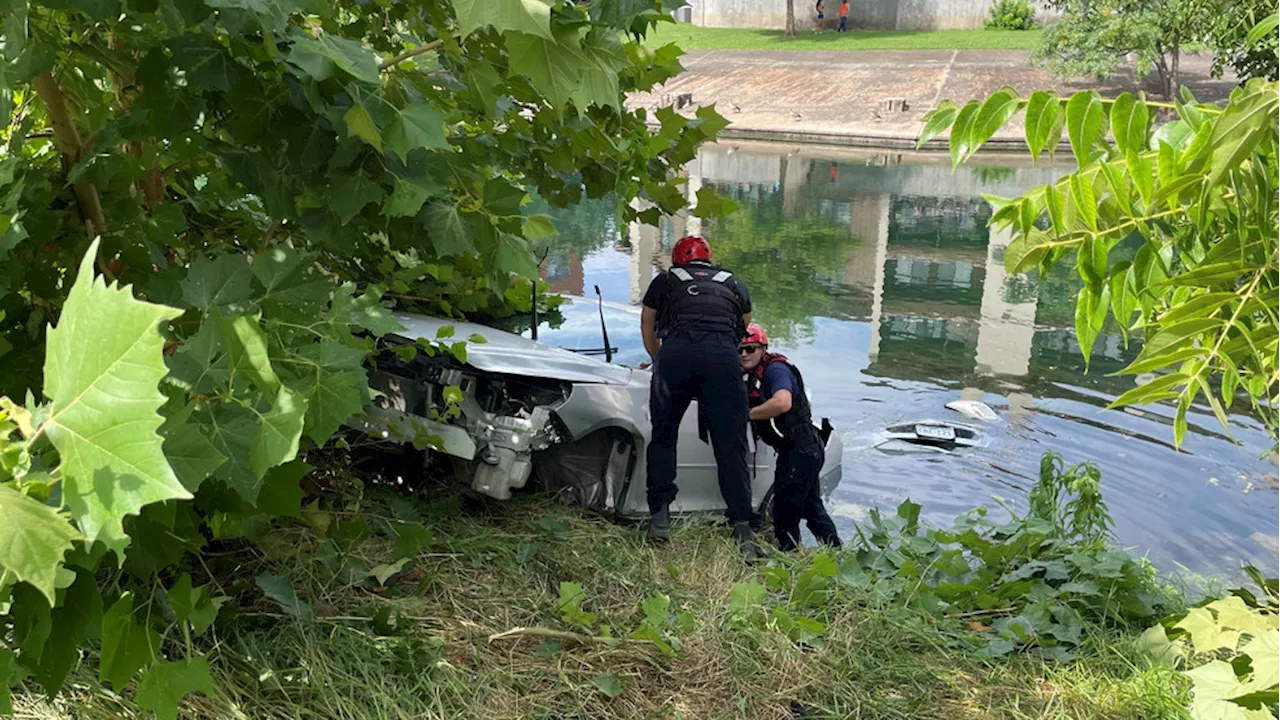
[0, 0, 735, 713]
[1032, 0, 1210, 99]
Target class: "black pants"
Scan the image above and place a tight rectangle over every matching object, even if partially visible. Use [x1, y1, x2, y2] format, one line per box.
[838, 16, 847, 30]
[646, 332, 753, 524]
[773, 443, 841, 551]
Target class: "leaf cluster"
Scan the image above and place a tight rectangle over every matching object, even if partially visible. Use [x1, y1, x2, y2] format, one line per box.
[0, 0, 734, 712]
[838, 452, 1172, 661]
[1140, 568, 1278, 720]
[918, 73, 1279, 447]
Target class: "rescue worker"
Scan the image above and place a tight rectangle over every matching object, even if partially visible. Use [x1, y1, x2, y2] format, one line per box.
[640, 235, 763, 558]
[740, 324, 842, 551]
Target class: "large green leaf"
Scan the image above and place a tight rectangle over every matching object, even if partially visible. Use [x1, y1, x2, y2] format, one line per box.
[135, 658, 213, 720]
[328, 283, 404, 336]
[1024, 90, 1063, 160]
[181, 253, 253, 311]
[0, 485, 80, 605]
[451, 0, 552, 40]
[1241, 630, 1278, 690]
[1179, 607, 1244, 654]
[1065, 91, 1104, 168]
[1204, 80, 1278, 189]
[916, 99, 958, 148]
[249, 386, 306, 479]
[202, 402, 260, 503]
[384, 104, 449, 162]
[251, 247, 331, 322]
[159, 407, 227, 493]
[1109, 92, 1149, 156]
[167, 34, 235, 91]
[967, 87, 1020, 152]
[99, 593, 160, 689]
[948, 100, 981, 168]
[279, 340, 368, 444]
[44, 241, 188, 556]
[507, 31, 582, 111]
[424, 201, 475, 256]
[166, 574, 223, 636]
[286, 32, 380, 84]
[216, 312, 281, 396]
[255, 573, 313, 619]
[204, 0, 299, 31]
[330, 171, 386, 224]
[384, 173, 442, 217]
[254, 459, 310, 518]
[29, 569, 102, 698]
[343, 102, 382, 151]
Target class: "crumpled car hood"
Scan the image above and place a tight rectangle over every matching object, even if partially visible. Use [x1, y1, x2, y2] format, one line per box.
[391, 313, 637, 386]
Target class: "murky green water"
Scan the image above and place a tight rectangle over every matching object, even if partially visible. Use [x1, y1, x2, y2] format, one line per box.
[535, 141, 1279, 583]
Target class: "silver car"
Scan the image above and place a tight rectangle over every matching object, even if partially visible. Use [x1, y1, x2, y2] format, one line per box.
[357, 296, 843, 520]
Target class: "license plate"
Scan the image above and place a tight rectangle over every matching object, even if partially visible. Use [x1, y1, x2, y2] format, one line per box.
[915, 424, 956, 441]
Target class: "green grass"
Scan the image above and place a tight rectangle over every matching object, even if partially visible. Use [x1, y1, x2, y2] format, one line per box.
[11, 485, 1190, 720]
[644, 24, 1044, 51]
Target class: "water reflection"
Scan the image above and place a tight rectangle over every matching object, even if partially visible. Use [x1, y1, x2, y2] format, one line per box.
[535, 141, 1279, 582]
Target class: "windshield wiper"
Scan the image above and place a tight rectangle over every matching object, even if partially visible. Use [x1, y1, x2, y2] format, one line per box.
[594, 284, 613, 363]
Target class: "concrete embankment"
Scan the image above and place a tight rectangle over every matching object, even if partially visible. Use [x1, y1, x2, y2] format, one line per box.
[627, 49, 1239, 150]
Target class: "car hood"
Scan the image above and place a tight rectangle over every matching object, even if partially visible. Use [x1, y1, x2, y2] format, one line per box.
[391, 313, 638, 386]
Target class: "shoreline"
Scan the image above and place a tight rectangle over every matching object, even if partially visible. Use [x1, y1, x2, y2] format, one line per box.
[630, 48, 1238, 153]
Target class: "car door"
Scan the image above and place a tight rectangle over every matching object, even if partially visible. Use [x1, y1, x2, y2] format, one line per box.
[670, 400, 776, 514]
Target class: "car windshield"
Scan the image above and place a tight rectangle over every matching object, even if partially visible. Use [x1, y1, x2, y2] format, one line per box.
[483, 297, 650, 368]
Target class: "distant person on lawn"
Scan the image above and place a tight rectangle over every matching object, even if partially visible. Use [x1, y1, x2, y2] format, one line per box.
[838, 0, 849, 32]
[815, 0, 824, 33]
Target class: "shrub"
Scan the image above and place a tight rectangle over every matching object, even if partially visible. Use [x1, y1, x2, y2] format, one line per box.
[985, 0, 1037, 30]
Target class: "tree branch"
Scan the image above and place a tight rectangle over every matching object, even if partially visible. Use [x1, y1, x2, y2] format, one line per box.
[379, 39, 444, 71]
[31, 72, 107, 239]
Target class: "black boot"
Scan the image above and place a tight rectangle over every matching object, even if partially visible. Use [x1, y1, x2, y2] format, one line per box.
[647, 505, 671, 544]
[731, 522, 765, 560]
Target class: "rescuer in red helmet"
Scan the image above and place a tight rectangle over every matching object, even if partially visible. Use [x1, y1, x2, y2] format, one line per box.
[640, 234, 762, 558]
[739, 324, 841, 551]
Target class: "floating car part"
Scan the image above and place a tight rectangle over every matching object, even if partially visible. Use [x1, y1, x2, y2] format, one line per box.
[945, 399, 999, 422]
[872, 419, 987, 454]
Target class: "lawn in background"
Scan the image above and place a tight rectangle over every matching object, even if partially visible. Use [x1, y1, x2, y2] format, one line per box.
[645, 24, 1043, 51]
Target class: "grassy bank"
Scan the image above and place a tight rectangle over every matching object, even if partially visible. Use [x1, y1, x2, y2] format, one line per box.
[12, 485, 1190, 720]
[644, 25, 1044, 51]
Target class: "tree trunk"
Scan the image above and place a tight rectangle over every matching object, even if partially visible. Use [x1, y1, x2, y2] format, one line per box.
[785, 0, 796, 36]
[1154, 42, 1174, 100]
[1170, 35, 1181, 100]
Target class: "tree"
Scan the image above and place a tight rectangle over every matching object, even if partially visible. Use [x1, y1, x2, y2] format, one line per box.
[786, 0, 797, 36]
[0, 0, 734, 709]
[1204, 0, 1279, 81]
[917, 72, 1279, 447]
[1033, 0, 1212, 98]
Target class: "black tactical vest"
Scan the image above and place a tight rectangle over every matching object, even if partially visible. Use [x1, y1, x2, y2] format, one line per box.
[746, 353, 818, 451]
[656, 263, 747, 339]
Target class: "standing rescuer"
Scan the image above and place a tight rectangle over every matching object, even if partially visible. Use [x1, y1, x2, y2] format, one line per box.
[641, 235, 764, 558]
[740, 324, 842, 551]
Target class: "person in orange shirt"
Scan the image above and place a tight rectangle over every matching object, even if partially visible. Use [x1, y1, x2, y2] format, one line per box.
[838, 0, 849, 32]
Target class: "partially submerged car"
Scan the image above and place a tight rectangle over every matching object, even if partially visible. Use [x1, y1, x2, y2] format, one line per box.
[355, 296, 843, 520]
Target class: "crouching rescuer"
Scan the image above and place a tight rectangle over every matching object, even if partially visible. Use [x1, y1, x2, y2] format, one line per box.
[740, 324, 842, 551]
[640, 235, 765, 558]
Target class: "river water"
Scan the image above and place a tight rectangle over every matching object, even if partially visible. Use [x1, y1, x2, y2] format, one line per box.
[532, 140, 1279, 585]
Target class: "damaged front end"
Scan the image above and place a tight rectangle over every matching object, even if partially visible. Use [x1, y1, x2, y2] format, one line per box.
[354, 338, 572, 500]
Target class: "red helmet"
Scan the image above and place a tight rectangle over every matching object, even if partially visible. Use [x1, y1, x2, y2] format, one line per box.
[672, 235, 712, 265]
[741, 324, 768, 348]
